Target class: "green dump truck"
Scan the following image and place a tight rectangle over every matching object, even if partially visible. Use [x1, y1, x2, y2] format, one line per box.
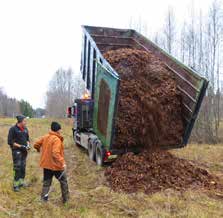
[67, 25, 208, 166]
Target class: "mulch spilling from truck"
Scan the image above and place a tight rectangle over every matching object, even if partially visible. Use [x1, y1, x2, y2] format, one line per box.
[103, 48, 220, 194]
[103, 48, 184, 149]
[104, 148, 219, 194]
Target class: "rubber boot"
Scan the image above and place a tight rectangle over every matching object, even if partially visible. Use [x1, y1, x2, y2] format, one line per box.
[41, 179, 51, 202]
[13, 180, 20, 192]
[19, 179, 29, 188]
[13, 186, 20, 192]
[60, 177, 69, 203]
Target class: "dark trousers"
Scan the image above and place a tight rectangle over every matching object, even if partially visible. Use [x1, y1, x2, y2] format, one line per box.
[12, 150, 27, 186]
[41, 168, 69, 202]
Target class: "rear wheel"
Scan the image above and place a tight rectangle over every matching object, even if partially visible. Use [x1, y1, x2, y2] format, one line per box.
[96, 144, 104, 166]
[75, 142, 81, 147]
[73, 129, 81, 147]
[88, 142, 95, 161]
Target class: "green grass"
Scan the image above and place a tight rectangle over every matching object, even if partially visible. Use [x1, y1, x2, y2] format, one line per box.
[0, 118, 223, 217]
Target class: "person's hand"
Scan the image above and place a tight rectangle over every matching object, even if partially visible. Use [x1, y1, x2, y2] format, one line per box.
[13, 143, 21, 148]
[20, 145, 28, 152]
[26, 144, 31, 150]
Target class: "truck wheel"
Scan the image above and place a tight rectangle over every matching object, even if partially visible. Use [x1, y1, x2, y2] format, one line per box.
[88, 142, 95, 161]
[73, 132, 80, 147]
[96, 144, 104, 166]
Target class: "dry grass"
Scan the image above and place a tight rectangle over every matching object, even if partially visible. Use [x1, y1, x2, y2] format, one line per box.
[0, 118, 223, 218]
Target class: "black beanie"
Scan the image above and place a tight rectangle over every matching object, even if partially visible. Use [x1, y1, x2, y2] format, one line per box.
[16, 115, 26, 123]
[51, 122, 61, 132]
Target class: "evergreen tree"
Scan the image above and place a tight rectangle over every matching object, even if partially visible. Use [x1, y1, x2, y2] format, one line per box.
[20, 100, 34, 118]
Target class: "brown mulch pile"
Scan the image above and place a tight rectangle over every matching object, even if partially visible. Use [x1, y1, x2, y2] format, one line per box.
[104, 149, 219, 194]
[103, 48, 184, 149]
[103, 48, 219, 194]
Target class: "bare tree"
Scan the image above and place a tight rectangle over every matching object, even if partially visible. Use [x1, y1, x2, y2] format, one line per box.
[159, 1, 223, 143]
[197, 10, 204, 72]
[180, 22, 187, 63]
[188, 1, 222, 143]
[45, 68, 85, 118]
[129, 16, 148, 36]
[0, 88, 21, 117]
[163, 6, 176, 54]
[153, 31, 166, 49]
[186, 6, 198, 68]
[208, 0, 222, 139]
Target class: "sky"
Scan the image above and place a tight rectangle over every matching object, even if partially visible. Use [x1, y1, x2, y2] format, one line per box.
[0, 0, 216, 108]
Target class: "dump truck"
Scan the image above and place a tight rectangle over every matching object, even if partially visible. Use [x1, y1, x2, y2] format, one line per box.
[67, 25, 208, 166]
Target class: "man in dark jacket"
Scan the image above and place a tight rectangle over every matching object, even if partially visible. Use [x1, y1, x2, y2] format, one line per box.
[8, 115, 31, 192]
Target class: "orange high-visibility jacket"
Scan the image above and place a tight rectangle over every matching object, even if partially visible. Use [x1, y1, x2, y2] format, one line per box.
[34, 131, 65, 171]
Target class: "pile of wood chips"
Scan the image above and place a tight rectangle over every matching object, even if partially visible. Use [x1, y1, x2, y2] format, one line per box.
[104, 48, 184, 149]
[104, 48, 219, 194]
[105, 149, 219, 194]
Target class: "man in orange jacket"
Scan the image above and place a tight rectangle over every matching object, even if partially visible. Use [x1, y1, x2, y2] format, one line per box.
[34, 122, 69, 203]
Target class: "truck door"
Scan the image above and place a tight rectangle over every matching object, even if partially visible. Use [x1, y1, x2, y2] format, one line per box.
[93, 62, 120, 151]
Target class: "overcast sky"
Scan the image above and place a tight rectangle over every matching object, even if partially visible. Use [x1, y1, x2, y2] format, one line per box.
[0, 0, 217, 108]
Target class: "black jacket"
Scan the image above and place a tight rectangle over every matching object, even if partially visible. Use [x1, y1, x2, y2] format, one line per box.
[8, 124, 29, 149]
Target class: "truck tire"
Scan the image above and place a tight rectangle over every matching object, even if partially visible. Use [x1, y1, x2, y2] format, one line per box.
[72, 129, 75, 141]
[75, 142, 81, 147]
[88, 142, 95, 161]
[73, 129, 81, 147]
[96, 144, 104, 166]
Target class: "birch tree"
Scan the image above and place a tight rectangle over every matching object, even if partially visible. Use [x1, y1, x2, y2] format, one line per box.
[46, 68, 85, 118]
[208, 0, 222, 139]
[163, 6, 176, 54]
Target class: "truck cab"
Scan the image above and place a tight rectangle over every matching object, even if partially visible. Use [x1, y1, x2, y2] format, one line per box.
[68, 95, 115, 166]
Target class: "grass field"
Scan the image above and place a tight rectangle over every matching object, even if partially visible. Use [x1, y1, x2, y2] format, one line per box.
[0, 118, 223, 218]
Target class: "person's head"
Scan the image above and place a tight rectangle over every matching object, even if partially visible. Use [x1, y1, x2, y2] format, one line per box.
[16, 115, 27, 128]
[51, 121, 62, 134]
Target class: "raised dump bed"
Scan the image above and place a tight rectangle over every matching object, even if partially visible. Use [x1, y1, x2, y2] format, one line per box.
[80, 25, 208, 153]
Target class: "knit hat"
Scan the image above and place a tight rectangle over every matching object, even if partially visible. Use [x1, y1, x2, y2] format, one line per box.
[51, 122, 61, 132]
[16, 115, 26, 123]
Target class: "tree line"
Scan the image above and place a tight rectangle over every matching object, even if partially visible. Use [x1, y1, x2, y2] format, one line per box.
[130, 0, 223, 143]
[45, 68, 85, 118]
[0, 88, 42, 118]
[45, 0, 223, 143]
[0, 67, 83, 119]
[1, 0, 222, 144]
